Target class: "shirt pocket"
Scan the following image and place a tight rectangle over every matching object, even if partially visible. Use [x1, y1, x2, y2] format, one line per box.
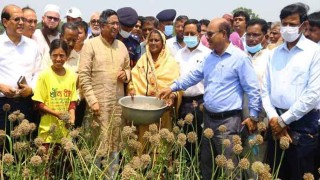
[290, 67, 308, 85]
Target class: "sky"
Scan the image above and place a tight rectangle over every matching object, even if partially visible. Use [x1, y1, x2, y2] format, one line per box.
[1, 0, 320, 22]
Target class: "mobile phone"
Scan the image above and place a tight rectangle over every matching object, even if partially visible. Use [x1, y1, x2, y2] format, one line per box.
[17, 76, 27, 88]
[240, 124, 249, 140]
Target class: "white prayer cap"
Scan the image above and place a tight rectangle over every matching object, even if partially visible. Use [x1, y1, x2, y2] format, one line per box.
[44, 4, 60, 15]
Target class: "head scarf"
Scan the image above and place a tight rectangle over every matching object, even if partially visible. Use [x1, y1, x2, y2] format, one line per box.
[130, 29, 179, 96]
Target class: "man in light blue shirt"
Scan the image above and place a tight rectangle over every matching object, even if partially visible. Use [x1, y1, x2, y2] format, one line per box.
[159, 18, 261, 180]
[261, 3, 320, 179]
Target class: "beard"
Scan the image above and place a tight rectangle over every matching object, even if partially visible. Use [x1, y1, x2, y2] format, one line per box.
[176, 34, 184, 42]
[42, 22, 59, 35]
[91, 28, 101, 36]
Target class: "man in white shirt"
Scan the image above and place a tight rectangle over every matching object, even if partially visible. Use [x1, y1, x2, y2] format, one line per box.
[22, 6, 37, 39]
[261, 3, 320, 179]
[33, 4, 60, 60]
[305, 11, 320, 45]
[167, 15, 188, 57]
[174, 19, 211, 161]
[0, 5, 41, 131]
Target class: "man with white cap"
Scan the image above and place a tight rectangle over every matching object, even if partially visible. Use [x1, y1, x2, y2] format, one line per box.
[33, 4, 61, 62]
[66, 7, 82, 23]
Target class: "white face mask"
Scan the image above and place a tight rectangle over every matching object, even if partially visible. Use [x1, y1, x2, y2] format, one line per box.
[119, 29, 131, 38]
[280, 23, 303, 43]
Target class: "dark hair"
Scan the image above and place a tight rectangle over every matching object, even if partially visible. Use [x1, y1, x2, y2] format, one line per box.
[138, 16, 145, 23]
[75, 21, 89, 35]
[49, 39, 70, 57]
[184, 19, 201, 33]
[280, 3, 309, 23]
[233, 10, 250, 23]
[99, 9, 117, 24]
[247, 18, 269, 34]
[1, 6, 11, 26]
[199, 19, 210, 27]
[175, 15, 189, 22]
[22, 6, 35, 13]
[61, 22, 79, 37]
[219, 21, 231, 39]
[308, 11, 320, 28]
[142, 16, 158, 28]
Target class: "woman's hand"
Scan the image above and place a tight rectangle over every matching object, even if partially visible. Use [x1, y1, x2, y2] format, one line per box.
[166, 93, 176, 107]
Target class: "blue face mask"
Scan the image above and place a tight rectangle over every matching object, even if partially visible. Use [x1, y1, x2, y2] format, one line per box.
[183, 36, 199, 48]
[246, 43, 263, 54]
[164, 25, 173, 36]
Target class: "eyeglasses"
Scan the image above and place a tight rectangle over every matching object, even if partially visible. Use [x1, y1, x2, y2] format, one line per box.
[245, 33, 263, 39]
[46, 16, 60, 22]
[24, 19, 37, 24]
[10, 17, 26, 23]
[90, 19, 100, 24]
[104, 21, 120, 26]
[205, 30, 221, 38]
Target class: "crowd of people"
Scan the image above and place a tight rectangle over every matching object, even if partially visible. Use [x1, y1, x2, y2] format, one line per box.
[0, 2, 320, 179]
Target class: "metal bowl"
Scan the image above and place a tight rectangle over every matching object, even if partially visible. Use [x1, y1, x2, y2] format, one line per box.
[118, 96, 167, 125]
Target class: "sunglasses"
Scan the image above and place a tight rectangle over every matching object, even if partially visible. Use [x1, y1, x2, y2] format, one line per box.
[25, 19, 38, 24]
[90, 19, 100, 24]
[46, 16, 60, 22]
[10, 17, 26, 23]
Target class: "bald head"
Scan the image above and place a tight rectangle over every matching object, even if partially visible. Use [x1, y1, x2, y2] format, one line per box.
[1, 4, 21, 25]
[208, 18, 231, 39]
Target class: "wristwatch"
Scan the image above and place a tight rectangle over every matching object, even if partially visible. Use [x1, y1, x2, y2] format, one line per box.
[248, 116, 258, 122]
[277, 117, 287, 128]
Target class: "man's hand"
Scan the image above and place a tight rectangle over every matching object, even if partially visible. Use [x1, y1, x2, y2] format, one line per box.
[269, 117, 284, 135]
[117, 70, 127, 82]
[276, 127, 292, 143]
[157, 87, 172, 100]
[241, 118, 257, 134]
[0, 84, 16, 97]
[18, 83, 33, 97]
[91, 102, 100, 116]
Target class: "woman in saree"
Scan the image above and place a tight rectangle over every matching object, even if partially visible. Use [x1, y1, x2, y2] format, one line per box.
[128, 29, 182, 141]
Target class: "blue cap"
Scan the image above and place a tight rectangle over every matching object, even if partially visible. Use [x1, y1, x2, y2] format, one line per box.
[117, 7, 138, 28]
[156, 9, 176, 22]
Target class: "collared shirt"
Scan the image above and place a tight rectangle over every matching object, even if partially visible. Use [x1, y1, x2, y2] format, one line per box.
[33, 29, 60, 59]
[64, 50, 80, 74]
[167, 36, 184, 57]
[0, 33, 41, 97]
[171, 43, 261, 116]
[261, 35, 320, 125]
[246, 49, 269, 87]
[140, 41, 146, 55]
[175, 43, 211, 97]
[241, 33, 247, 51]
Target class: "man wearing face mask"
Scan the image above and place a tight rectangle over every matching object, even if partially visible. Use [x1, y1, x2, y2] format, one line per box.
[156, 9, 176, 39]
[261, 3, 320, 179]
[174, 19, 211, 163]
[167, 15, 188, 57]
[242, 18, 269, 178]
[117, 7, 141, 68]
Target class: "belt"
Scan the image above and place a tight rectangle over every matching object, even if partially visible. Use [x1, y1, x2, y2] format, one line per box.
[182, 95, 203, 103]
[276, 107, 320, 116]
[205, 108, 241, 119]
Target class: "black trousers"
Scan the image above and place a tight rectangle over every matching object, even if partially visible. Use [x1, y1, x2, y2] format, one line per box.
[266, 109, 320, 180]
[178, 96, 204, 162]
